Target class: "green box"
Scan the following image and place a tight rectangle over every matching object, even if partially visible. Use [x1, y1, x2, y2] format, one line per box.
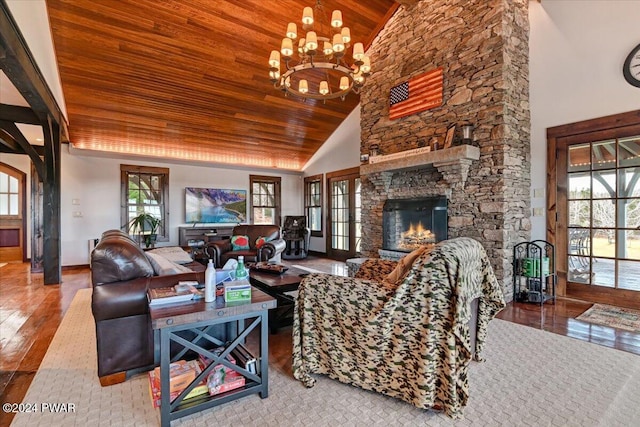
[523, 257, 550, 277]
[224, 282, 251, 302]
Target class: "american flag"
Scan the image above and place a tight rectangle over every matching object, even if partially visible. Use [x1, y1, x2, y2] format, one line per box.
[389, 68, 443, 120]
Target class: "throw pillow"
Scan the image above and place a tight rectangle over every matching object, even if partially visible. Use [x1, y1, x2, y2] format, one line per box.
[146, 252, 193, 276]
[147, 247, 193, 264]
[255, 236, 273, 249]
[231, 235, 250, 251]
[384, 245, 432, 284]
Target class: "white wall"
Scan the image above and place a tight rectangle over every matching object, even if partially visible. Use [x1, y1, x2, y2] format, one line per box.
[528, 0, 640, 240]
[302, 107, 362, 253]
[2, 147, 302, 266]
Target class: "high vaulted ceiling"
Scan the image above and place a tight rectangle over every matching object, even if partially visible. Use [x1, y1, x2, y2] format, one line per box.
[45, 0, 398, 170]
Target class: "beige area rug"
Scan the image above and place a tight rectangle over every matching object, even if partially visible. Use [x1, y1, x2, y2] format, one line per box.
[577, 303, 640, 332]
[11, 289, 640, 427]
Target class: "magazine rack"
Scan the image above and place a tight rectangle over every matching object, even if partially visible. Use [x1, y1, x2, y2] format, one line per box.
[513, 240, 556, 305]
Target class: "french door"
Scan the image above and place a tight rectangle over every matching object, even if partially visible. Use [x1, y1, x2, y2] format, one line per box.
[327, 167, 361, 260]
[549, 111, 640, 308]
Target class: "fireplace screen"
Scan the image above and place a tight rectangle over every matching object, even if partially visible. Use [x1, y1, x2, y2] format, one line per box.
[382, 196, 447, 252]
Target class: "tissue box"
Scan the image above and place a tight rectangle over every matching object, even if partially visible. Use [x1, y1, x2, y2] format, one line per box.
[215, 269, 234, 284]
[224, 281, 251, 302]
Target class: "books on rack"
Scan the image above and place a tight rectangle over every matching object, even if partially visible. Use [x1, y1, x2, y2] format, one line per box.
[208, 372, 245, 396]
[231, 343, 258, 375]
[198, 347, 237, 377]
[152, 359, 201, 393]
[148, 284, 198, 306]
[148, 359, 207, 408]
[198, 347, 246, 396]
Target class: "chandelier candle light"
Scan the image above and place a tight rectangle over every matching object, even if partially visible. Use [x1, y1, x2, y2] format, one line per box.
[269, 0, 371, 101]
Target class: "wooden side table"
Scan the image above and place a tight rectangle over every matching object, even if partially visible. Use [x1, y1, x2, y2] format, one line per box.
[150, 288, 276, 427]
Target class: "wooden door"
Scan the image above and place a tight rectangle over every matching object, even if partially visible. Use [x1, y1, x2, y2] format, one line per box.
[548, 111, 640, 308]
[327, 167, 361, 261]
[0, 163, 26, 262]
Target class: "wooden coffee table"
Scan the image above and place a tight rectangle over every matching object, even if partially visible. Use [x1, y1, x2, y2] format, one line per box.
[249, 266, 306, 333]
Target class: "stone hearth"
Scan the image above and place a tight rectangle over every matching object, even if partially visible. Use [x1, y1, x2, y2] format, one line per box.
[358, 0, 531, 301]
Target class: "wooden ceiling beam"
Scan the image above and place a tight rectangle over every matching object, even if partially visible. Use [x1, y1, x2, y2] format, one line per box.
[0, 128, 46, 155]
[0, 1, 68, 141]
[0, 104, 41, 124]
[0, 119, 45, 179]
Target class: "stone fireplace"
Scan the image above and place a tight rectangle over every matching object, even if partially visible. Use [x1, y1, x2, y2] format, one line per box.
[357, 0, 532, 301]
[382, 196, 447, 255]
[381, 195, 447, 260]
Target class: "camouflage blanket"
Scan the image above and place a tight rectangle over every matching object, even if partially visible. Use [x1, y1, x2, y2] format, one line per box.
[292, 237, 506, 418]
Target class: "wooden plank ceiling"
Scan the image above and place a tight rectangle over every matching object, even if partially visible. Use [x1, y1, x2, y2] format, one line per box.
[46, 0, 397, 171]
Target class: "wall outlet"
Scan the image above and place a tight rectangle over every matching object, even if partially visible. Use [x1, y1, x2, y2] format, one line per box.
[73, 211, 83, 217]
[72, 198, 80, 205]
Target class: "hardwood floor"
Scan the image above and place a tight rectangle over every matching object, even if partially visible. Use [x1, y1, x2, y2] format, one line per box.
[1, 257, 640, 427]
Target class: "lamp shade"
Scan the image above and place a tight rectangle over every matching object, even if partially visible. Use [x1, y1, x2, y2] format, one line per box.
[305, 31, 318, 51]
[286, 23, 297, 39]
[281, 38, 293, 58]
[298, 79, 308, 93]
[353, 42, 364, 61]
[319, 81, 329, 95]
[331, 10, 343, 28]
[332, 34, 345, 53]
[341, 27, 351, 44]
[269, 50, 280, 69]
[339, 76, 350, 90]
[360, 56, 371, 74]
[302, 7, 313, 25]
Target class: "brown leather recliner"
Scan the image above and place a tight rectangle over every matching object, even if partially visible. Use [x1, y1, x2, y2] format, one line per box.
[206, 224, 286, 267]
[90, 229, 206, 386]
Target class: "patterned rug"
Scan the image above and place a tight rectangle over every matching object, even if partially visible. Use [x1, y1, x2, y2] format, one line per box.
[577, 303, 640, 332]
[12, 289, 640, 426]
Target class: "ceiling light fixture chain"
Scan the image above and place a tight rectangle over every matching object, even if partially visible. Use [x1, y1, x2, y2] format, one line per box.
[268, 0, 371, 101]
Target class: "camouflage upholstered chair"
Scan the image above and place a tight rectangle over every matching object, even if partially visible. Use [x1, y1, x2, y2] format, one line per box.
[292, 237, 506, 418]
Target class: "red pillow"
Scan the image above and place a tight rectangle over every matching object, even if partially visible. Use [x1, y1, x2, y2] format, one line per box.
[255, 236, 272, 249]
[231, 235, 250, 250]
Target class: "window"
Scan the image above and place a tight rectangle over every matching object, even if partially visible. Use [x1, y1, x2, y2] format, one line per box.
[0, 171, 19, 216]
[250, 175, 281, 225]
[121, 165, 169, 241]
[304, 174, 323, 237]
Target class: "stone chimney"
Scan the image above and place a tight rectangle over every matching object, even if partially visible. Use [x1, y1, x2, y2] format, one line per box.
[359, 0, 531, 301]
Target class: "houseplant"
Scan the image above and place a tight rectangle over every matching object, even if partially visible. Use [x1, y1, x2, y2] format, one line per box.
[128, 212, 161, 248]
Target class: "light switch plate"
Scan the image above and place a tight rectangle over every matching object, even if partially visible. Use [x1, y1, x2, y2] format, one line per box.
[533, 188, 544, 198]
[532, 207, 544, 217]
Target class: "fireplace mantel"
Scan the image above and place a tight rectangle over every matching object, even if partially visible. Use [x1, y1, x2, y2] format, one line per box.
[360, 144, 480, 187]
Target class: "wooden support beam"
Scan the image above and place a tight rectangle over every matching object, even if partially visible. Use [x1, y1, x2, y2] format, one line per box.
[0, 128, 21, 152]
[0, 104, 41, 124]
[42, 115, 61, 284]
[0, 119, 45, 179]
[1, 1, 64, 284]
[0, 1, 69, 140]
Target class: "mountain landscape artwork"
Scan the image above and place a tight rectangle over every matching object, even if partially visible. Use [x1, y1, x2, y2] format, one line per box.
[185, 188, 247, 224]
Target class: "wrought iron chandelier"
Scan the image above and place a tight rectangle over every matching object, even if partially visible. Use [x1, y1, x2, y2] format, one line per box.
[268, 0, 371, 101]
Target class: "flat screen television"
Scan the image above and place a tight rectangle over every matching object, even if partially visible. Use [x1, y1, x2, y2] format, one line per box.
[185, 187, 247, 224]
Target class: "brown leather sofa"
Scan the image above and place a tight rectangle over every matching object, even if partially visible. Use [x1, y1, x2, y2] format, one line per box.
[206, 224, 286, 267]
[90, 229, 206, 386]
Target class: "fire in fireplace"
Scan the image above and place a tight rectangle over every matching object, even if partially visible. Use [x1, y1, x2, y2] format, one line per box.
[382, 196, 447, 253]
